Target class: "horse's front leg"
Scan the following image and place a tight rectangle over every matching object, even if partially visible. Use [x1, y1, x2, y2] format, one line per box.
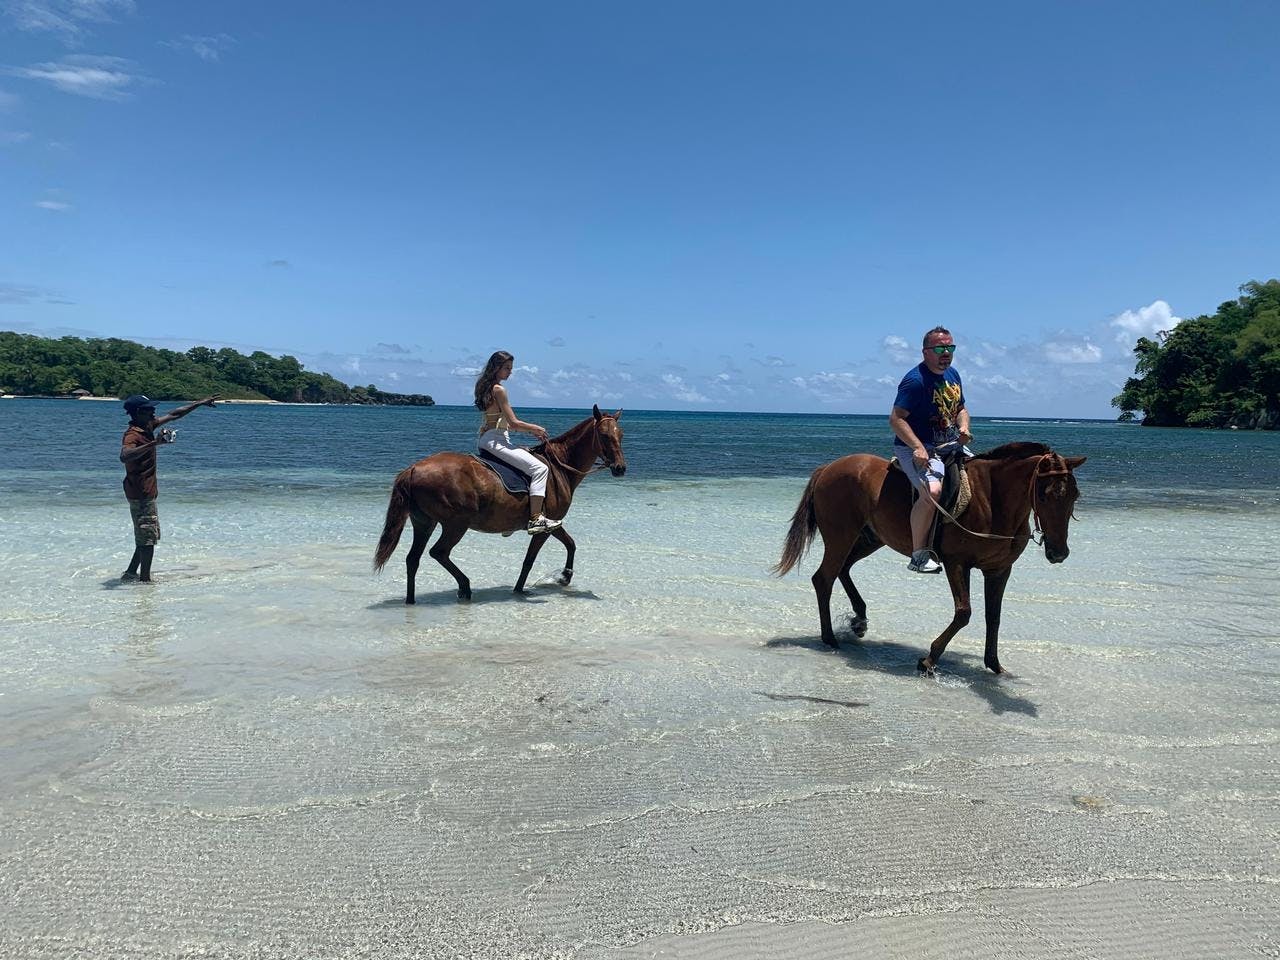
[981, 566, 1013, 675]
[514, 531, 551, 594]
[550, 525, 575, 586]
[918, 562, 972, 674]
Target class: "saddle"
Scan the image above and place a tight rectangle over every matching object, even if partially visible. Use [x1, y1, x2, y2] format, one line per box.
[891, 448, 972, 525]
[472, 449, 534, 495]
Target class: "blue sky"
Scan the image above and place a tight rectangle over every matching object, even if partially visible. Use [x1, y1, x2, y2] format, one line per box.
[2, 1, 1277, 416]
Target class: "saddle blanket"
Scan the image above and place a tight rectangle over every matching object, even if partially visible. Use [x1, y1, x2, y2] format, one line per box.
[473, 449, 531, 495]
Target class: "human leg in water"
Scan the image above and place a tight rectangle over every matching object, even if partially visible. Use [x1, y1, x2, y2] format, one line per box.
[121, 545, 155, 582]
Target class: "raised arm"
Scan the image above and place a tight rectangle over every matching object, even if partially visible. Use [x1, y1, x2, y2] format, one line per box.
[493, 385, 548, 441]
[154, 395, 220, 427]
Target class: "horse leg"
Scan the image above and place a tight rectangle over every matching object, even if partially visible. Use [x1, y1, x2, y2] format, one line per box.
[838, 529, 882, 639]
[429, 521, 472, 601]
[550, 525, 576, 586]
[514, 532, 551, 594]
[403, 512, 436, 605]
[812, 533, 857, 649]
[917, 563, 973, 674]
[981, 566, 1013, 675]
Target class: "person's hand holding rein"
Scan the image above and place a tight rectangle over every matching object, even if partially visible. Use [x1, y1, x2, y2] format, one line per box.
[528, 424, 549, 443]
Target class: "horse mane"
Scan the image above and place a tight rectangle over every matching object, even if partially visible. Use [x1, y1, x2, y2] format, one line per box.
[973, 441, 1052, 461]
[530, 414, 595, 457]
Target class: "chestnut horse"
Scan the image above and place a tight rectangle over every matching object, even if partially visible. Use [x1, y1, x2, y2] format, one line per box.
[775, 443, 1085, 674]
[374, 405, 626, 603]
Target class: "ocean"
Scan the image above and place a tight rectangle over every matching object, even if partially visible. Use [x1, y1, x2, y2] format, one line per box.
[1, 399, 1277, 958]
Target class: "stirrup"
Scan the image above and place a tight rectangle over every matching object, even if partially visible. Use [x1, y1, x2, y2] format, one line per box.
[907, 550, 942, 574]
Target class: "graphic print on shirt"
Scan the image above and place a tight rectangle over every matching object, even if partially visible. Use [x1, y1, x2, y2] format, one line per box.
[930, 381, 963, 444]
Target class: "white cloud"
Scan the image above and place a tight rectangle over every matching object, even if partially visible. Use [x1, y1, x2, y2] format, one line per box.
[8, 55, 145, 100]
[35, 199, 71, 211]
[164, 33, 235, 63]
[661, 373, 708, 402]
[1043, 339, 1103, 364]
[450, 365, 480, 377]
[3, 0, 135, 43]
[882, 334, 914, 364]
[714, 372, 730, 381]
[2, 130, 31, 143]
[1111, 299, 1181, 345]
[978, 374, 1027, 394]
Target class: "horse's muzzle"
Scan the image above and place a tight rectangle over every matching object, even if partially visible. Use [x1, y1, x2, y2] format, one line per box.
[610, 463, 627, 477]
[1044, 543, 1069, 563]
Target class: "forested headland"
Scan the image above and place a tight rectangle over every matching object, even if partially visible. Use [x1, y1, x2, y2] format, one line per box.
[1112, 279, 1279, 429]
[0, 332, 433, 405]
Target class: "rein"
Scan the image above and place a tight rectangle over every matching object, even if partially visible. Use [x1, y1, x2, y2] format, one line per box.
[920, 452, 1067, 546]
[541, 417, 616, 478]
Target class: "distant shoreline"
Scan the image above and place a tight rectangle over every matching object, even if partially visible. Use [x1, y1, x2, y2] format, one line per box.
[0, 395, 407, 407]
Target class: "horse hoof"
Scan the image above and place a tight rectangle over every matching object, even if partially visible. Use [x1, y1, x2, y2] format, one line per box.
[405, 597, 416, 606]
[822, 634, 840, 649]
[985, 661, 1007, 676]
[850, 617, 868, 639]
[457, 590, 472, 602]
[917, 657, 935, 675]
[557, 570, 573, 586]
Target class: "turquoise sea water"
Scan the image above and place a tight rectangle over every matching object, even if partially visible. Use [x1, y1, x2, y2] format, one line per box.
[1, 399, 1278, 958]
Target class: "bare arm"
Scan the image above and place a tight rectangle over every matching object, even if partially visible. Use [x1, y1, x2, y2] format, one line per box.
[957, 406, 971, 444]
[493, 385, 548, 441]
[154, 395, 220, 427]
[889, 406, 929, 466]
[120, 439, 157, 463]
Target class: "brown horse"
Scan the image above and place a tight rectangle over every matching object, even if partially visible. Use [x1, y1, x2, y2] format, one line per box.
[775, 442, 1085, 674]
[374, 405, 626, 603]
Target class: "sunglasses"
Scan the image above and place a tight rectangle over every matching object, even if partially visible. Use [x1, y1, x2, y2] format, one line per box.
[928, 344, 957, 355]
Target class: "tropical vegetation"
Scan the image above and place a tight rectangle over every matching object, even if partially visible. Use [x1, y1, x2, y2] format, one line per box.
[1112, 279, 1280, 428]
[0, 332, 433, 405]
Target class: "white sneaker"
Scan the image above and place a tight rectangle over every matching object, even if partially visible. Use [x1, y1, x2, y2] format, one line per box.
[527, 515, 562, 535]
[908, 550, 942, 574]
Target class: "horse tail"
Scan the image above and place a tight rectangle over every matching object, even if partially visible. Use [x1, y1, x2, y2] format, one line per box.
[773, 465, 824, 576]
[373, 467, 414, 571]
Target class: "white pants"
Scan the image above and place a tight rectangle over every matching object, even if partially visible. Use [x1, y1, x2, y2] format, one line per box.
[478, 429, 549, 497]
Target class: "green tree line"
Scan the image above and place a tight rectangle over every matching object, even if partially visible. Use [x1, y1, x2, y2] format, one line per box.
[0, 333, 433, 405]
[1112, 279, 1280, 428]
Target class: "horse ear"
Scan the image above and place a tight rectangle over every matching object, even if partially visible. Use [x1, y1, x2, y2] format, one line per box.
[592, 403, 602, 421]
[1064, 455, 1087, 470]
[613, 408, 622, 420]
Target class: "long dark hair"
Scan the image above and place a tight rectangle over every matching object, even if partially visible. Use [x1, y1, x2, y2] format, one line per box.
[474, 350, 514, 411]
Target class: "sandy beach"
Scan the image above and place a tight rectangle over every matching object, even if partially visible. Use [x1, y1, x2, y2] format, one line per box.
[0, 403, 1276, 958]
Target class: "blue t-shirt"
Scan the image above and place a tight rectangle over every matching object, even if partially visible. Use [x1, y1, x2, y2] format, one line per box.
[893, 364, 965, 450]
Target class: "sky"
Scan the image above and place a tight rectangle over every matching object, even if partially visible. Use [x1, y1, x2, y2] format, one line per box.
[2, 1, 1278, 416]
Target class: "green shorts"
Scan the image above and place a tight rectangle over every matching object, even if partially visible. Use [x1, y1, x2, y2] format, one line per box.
[129, 498, 160, 546]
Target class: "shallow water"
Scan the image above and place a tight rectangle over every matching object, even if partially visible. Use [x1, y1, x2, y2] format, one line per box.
[1, 400, 1277, 957]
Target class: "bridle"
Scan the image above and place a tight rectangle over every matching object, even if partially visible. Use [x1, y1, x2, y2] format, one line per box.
[923, 451, 1071, 546]
[542, 416, 620, 478]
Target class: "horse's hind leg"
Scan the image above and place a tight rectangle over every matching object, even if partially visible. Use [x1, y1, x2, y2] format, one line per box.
[812, 531, 858, 648]
[838, 528, 882, 639]
[429, 521, 473, 601]
[918, 563, 973, 674]
[404, 512, 436, 605]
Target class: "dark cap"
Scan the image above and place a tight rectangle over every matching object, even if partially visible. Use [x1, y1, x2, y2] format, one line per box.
[123, 394, 156, 413]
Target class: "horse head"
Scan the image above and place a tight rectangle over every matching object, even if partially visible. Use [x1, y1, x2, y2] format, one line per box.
[592, 404, 627, 477]
[1033, 452, 1086, 563]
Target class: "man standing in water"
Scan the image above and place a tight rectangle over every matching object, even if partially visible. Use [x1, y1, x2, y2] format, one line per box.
[120, 393, 219, 582]
[889, 326, 971, 574]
